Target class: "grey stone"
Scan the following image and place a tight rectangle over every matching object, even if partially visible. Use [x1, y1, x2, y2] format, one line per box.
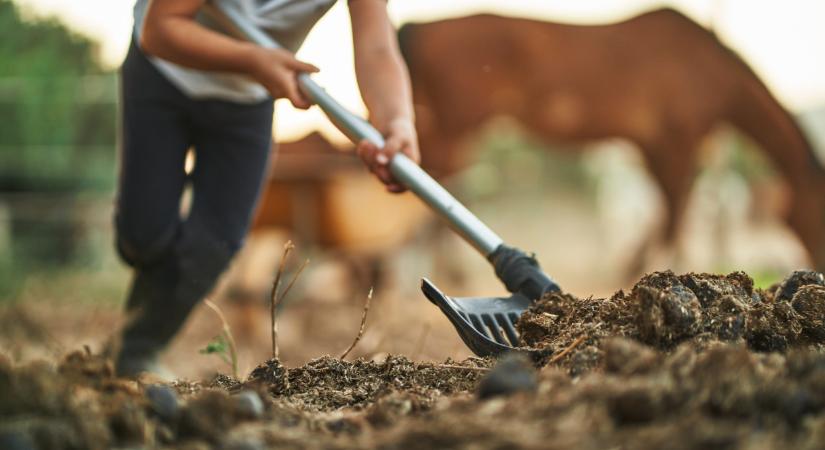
[145, 384, 180, 422]
[233, 390, 265, 420]
[477, 353, 537, 399]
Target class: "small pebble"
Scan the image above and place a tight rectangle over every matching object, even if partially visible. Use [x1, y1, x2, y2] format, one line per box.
[477, 353, 537, 399]
[233, 390, 265, 420]
[145, 384, 180, 422]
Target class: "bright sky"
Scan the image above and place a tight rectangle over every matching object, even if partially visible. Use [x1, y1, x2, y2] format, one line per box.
[15, 0, 825, 142]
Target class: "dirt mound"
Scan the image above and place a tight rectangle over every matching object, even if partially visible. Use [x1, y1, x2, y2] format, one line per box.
[246, 355, 488, 412]
[2, 270, 824, 449]
[517, 270, 825, 374]
[0, 349, 144, 449]
[376, 341, 825, 450]
[0, 349, 488, 449]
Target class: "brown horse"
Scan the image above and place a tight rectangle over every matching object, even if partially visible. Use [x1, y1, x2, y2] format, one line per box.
[399, 9, 825, 273]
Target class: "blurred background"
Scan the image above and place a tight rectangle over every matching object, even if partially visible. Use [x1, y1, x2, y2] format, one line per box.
[1, 0, 824, 378]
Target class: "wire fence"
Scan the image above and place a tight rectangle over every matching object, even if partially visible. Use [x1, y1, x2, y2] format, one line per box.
[0, 74, 119, 299]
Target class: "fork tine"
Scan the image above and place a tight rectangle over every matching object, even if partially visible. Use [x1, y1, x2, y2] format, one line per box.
[482, 314, 507, 345]
[508, 312, 520, 324]
[496, 313, 520, 346]
[469, 314, 491, 339]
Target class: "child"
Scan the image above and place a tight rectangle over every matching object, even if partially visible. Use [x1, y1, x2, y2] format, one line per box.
[116, 0, 419, 377]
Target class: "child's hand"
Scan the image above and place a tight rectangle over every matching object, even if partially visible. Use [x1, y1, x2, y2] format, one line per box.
[357, 118, 420, 193]
[250, 47, 319, 109]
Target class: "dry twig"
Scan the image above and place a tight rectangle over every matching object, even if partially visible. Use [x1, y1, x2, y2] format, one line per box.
[270, 241, 295, 359]
[279, 258, 309, 305]
[272, 257, 309, 360]
[548, 335, 587, 365]
[340, 287, 373, 360]
[437, 364, 491, 372]
[204, 299, 239, 379]
[272, 259, 309, 358]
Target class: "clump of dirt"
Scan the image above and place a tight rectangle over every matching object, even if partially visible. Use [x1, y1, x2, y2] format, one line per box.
[517, 270, 825, 374]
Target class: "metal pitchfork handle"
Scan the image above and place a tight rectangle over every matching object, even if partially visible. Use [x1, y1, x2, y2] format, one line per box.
[203, 0, 561, 356]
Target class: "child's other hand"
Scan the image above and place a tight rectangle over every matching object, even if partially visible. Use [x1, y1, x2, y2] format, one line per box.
[250, 47, 318, 109]
[357, 118, 420, 193]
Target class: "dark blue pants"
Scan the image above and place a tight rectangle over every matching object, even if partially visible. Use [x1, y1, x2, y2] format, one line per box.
[116, 41, 273, 358]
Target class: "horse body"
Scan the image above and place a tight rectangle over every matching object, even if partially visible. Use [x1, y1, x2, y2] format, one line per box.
[401, 9, 825, 272]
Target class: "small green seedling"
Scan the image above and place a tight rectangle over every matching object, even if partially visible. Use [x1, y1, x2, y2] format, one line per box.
[200, 300, 239, 379]
[201, 334, 232, 361]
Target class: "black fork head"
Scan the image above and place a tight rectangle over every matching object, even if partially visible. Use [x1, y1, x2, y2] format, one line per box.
[421, 278, 532, 357]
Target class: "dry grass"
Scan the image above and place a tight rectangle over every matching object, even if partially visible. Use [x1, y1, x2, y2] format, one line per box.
[340, 287, 373, 360]
[269, 240, 309, 359]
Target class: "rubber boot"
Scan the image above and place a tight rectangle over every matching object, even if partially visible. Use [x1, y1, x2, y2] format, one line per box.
[115, 219, 234, 379]
[115, 254, 179, 379]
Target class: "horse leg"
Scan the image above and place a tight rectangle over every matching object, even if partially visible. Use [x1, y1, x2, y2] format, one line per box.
[626, 140, 697, 279]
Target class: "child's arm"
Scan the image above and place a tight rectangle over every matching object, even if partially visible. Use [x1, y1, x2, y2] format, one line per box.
[141, 0, 317, 108]
[349, 0, 420, 193]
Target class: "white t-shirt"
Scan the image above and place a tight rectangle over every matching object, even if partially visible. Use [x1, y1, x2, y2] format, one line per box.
[133, 0, 336, 103]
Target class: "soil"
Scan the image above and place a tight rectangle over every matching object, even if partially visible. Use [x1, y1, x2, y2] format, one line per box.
[517, 270, 825, 371]
[1, 270, 824, 449]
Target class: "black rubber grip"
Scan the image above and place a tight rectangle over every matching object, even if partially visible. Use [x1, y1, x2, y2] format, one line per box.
[488, 245, 561, 300]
